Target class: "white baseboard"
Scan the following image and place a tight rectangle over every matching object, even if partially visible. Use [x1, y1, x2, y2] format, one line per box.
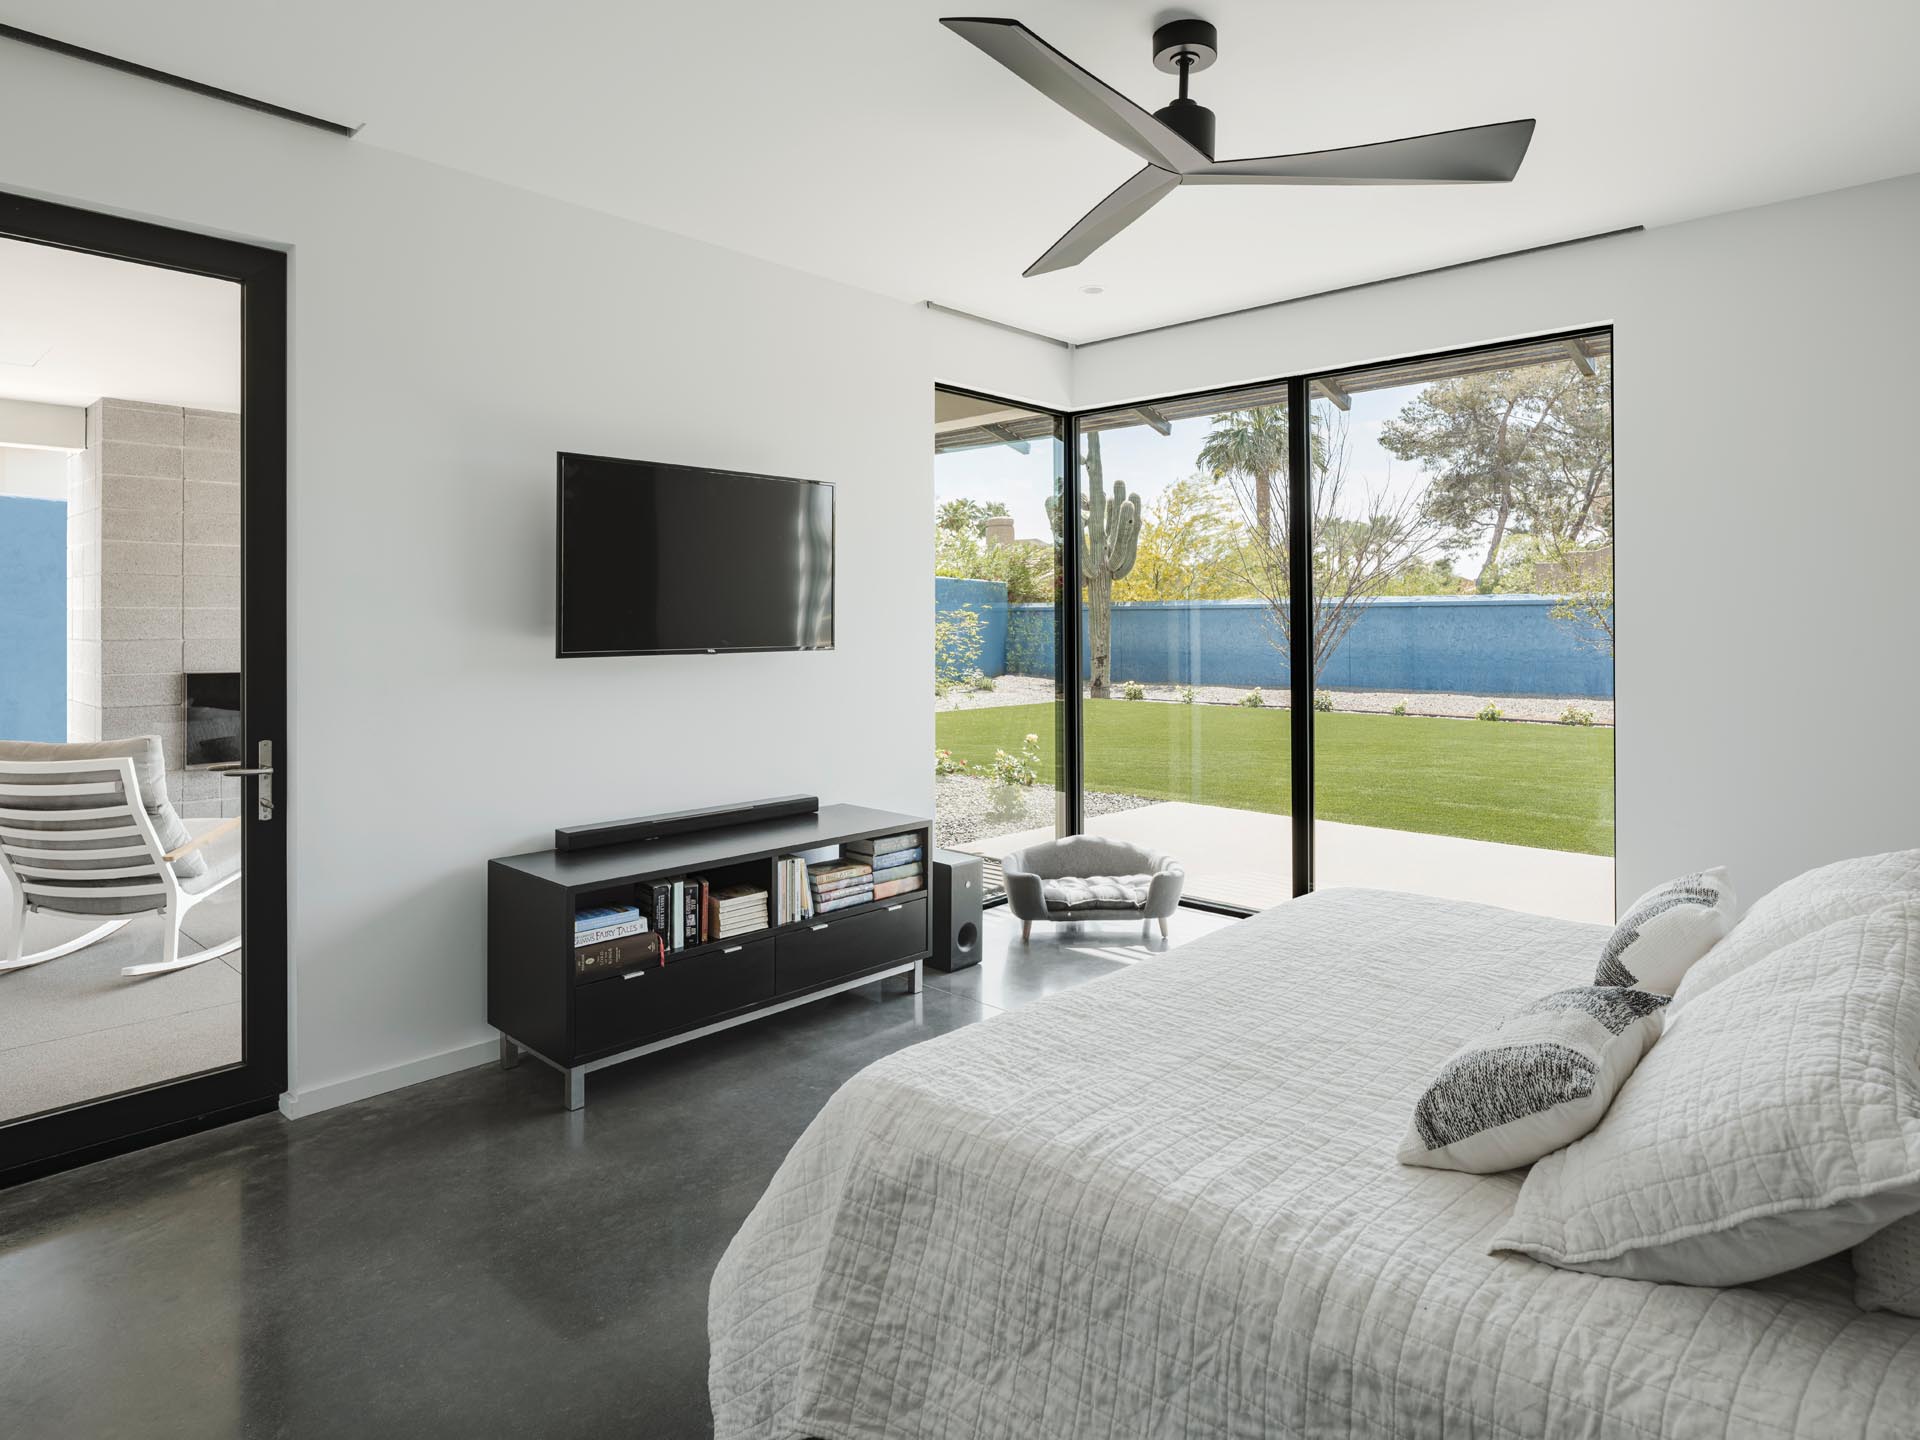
[277, 1035, 500, 1120]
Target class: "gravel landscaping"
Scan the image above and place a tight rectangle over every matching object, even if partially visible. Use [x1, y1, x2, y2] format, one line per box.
[935, 672, 1611, 727]
[934, 773, 1156, 850]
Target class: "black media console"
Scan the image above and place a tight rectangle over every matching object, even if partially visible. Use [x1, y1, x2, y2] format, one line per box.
[488, 803, 932, 1109]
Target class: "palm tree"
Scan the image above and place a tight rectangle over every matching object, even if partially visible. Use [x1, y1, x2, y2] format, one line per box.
[1197, 405, 1290, 542]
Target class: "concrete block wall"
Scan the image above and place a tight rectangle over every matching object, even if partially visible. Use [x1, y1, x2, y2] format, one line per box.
[71, 398, 241, 818]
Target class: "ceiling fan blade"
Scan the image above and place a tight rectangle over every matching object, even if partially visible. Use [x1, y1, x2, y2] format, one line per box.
[1025, 165, 1180, 277]
[942, 17, 1210, 174]
[1185, 119, 1536, 186]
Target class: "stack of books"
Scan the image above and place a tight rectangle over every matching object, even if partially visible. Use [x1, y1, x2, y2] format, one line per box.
[807, 857, 873, 914]
[636, 878, 712, 953]
[574, 903, 663, 976]
[846, 832, 925, 900]
[772, 855, 817, 925]
[710, 883, 770, 940]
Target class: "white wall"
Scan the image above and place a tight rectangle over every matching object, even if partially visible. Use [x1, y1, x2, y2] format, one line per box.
[1075, 174, 1920, 906]
[925, 305, 1071, 413]
[0, 46, 958, 1114]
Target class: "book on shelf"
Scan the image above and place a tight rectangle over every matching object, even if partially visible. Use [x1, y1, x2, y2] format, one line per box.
[684, 875, 709, 947]
[574, 931, 666, 977]
[574, 903, 642, 934]
[773, 854, 816, 925]
[817, 889, 873, 914]
[635, 882, 673, 940]
[870, 860, 923, 885]
[810, 878, 870, 902]
[843, 833, 919, 858]
[872, 875, 921, 901]
[575, 918, 648, 947]
[807, 859, 871, 889]
[709, 883, 769, 939]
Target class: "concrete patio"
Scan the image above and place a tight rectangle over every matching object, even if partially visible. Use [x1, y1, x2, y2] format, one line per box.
[960, 800, 1615, 924]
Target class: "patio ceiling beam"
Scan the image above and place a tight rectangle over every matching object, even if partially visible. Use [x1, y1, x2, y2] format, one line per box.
[982, 423, 1031, 454]
[1314, 378, 1352, 411]
[1132, 404, 1173, 436]
[1564, 339, 1596, 377]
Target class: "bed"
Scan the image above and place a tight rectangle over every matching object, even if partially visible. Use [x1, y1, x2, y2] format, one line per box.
[708, 888, 1920, 1439]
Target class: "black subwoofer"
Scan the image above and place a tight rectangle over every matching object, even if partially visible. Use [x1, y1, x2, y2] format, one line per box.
[930, 849, 984, 972]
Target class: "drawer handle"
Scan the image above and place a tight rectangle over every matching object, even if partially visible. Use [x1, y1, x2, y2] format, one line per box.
[723, 944, 743, 954]
[809, 922, 829, 931]
[621, 969, 648, 981]
[887, 904, 903, 912]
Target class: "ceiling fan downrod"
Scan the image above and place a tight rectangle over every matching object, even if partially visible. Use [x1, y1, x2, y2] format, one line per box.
[1150, 18, 1218, 160]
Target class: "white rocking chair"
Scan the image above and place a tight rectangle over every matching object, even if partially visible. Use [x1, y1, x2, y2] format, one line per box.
[0, 754, 242, 978]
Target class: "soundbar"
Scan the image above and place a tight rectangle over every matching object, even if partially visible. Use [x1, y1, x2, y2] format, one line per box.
[554, 795, 820, 852]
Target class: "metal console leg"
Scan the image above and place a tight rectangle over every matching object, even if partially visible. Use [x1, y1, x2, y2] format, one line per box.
[907, 959, 924, 995]
[499, 1033, 520, 1069]
[565, 1067, 586, 1111]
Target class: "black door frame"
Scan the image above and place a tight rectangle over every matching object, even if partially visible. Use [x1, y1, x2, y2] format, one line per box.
[0, 189, 288, 1186]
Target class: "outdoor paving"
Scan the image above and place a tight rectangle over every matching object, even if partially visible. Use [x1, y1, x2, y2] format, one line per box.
[958, 801, 1616, 924]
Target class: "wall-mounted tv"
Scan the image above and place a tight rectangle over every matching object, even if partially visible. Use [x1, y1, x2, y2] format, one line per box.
[556, 453, 834, 658]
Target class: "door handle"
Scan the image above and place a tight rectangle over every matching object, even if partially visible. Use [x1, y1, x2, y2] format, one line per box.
[223, 740, 275, 821]
[809, 922, 829, 931]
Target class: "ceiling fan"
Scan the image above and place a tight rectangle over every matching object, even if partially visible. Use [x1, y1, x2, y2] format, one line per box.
[941, 16, 1536, 277]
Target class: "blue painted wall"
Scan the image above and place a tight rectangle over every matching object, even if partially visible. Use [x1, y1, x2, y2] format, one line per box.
[933, 576, 1009, 678]
[0, 495, 67, 741]
[988, 593, 1613, 699]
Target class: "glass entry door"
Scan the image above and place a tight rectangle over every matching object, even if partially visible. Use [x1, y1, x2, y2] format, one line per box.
[0, 192, 286, 1183]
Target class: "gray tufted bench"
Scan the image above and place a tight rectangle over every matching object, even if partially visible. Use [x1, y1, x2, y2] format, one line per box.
[1001, 835, 1185, 941]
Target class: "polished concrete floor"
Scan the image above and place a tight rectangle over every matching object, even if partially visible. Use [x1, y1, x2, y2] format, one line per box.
[0, 903, 1237, 1440]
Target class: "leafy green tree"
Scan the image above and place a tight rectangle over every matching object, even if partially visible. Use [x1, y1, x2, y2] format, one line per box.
[1113, 476, 1247, 601]
[936, 497, 1011, 536]
[1378, 358, 1611, 590]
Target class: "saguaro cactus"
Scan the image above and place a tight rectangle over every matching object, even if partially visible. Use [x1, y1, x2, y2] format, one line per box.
[1049, 431, 1140, 699]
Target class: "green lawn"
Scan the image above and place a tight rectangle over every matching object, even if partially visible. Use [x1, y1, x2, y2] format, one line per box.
[935, 700, 1614, 856]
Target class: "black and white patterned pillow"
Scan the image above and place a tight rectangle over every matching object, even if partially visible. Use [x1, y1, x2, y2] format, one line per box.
[1596, 868, 1736, 994]
[1398, 986, 1669, 1174]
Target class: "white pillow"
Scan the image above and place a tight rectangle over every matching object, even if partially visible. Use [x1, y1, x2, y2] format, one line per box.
[1670, 849, 1920, 1016]
[1594, 867, 1735, 994]
[1493, 900, 1920, 1286]
[1854, 1211, 1920, 1316]
[1398, 986, 1668, 1174]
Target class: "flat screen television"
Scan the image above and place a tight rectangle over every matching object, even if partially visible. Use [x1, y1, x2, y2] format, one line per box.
[184, 671, 241, 769]
[556, 453, 834, 657]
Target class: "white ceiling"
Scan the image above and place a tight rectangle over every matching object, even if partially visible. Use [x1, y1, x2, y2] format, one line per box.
[0, 235, 240, 409]
[5, 2, 1919, 343]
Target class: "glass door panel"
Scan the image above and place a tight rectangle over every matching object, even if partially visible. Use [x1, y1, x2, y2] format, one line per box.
[1075, 387, 1293, 911]
[1307, 333, 1615, 922]
[932, 388, 1066, 898]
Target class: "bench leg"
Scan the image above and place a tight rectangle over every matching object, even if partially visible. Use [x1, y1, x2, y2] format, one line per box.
[565, 1067, 586, 1111]
[499, 1033, 520, 1070]
[1021, 919, 1032, 942]
[1158, 916, 1169, 938]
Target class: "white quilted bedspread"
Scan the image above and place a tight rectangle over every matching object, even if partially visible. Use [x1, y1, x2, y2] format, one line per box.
[708, 889, 1920, 1439]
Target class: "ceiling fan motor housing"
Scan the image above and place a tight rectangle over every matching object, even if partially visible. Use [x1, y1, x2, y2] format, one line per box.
[1151, 19, 1219, 159]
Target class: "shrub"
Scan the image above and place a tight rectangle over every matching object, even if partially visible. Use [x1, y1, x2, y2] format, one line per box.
[1390, 701, 1408, 716]
[934, 607, 984, 690]
[1178, 686, 1197, 705]
[1238, 688, 1265, 708]
[1560, 706, 1596, 727]
[989, 732, 1044, 788]
[1312, 690, 1334, 713]
[1122, 680, 1146, 701]
[1477, 702, 1504, 722]
[933, 748, 969, 776]
[967, 669, 996, 692]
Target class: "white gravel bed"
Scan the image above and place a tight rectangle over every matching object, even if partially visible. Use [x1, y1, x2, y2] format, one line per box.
[933, 773, 1155, 850]
[935, 672, 1611, 726]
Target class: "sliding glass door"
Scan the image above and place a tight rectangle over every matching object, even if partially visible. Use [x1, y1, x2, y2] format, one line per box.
[931, 388, 1067, 897]
[1072, 388, 1294, 910]
[1058, 330, 1613, 922]
[1307, 334, 1614, 921]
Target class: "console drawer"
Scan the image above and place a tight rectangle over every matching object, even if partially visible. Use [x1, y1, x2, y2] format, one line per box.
[573, 937, 775, 1057]
[776, 897, 927, 994]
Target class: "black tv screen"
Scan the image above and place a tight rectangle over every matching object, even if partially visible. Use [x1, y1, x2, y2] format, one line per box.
[556, 454, 834, 657]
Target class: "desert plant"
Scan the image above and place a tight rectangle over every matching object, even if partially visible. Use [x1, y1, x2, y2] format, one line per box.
[1477, 702, 1504, 722]
[1390, 701, 1408, 716]
[1122, 680, 1146, 701]
[1239, 688, 1265, 708]
[967, 669, 996, 692]
[1312, 690, 1334, 713]
[1560, 706, 1596, 726]
[1049, 431, 1140, 698]
[1179, 686, 1197, 705]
